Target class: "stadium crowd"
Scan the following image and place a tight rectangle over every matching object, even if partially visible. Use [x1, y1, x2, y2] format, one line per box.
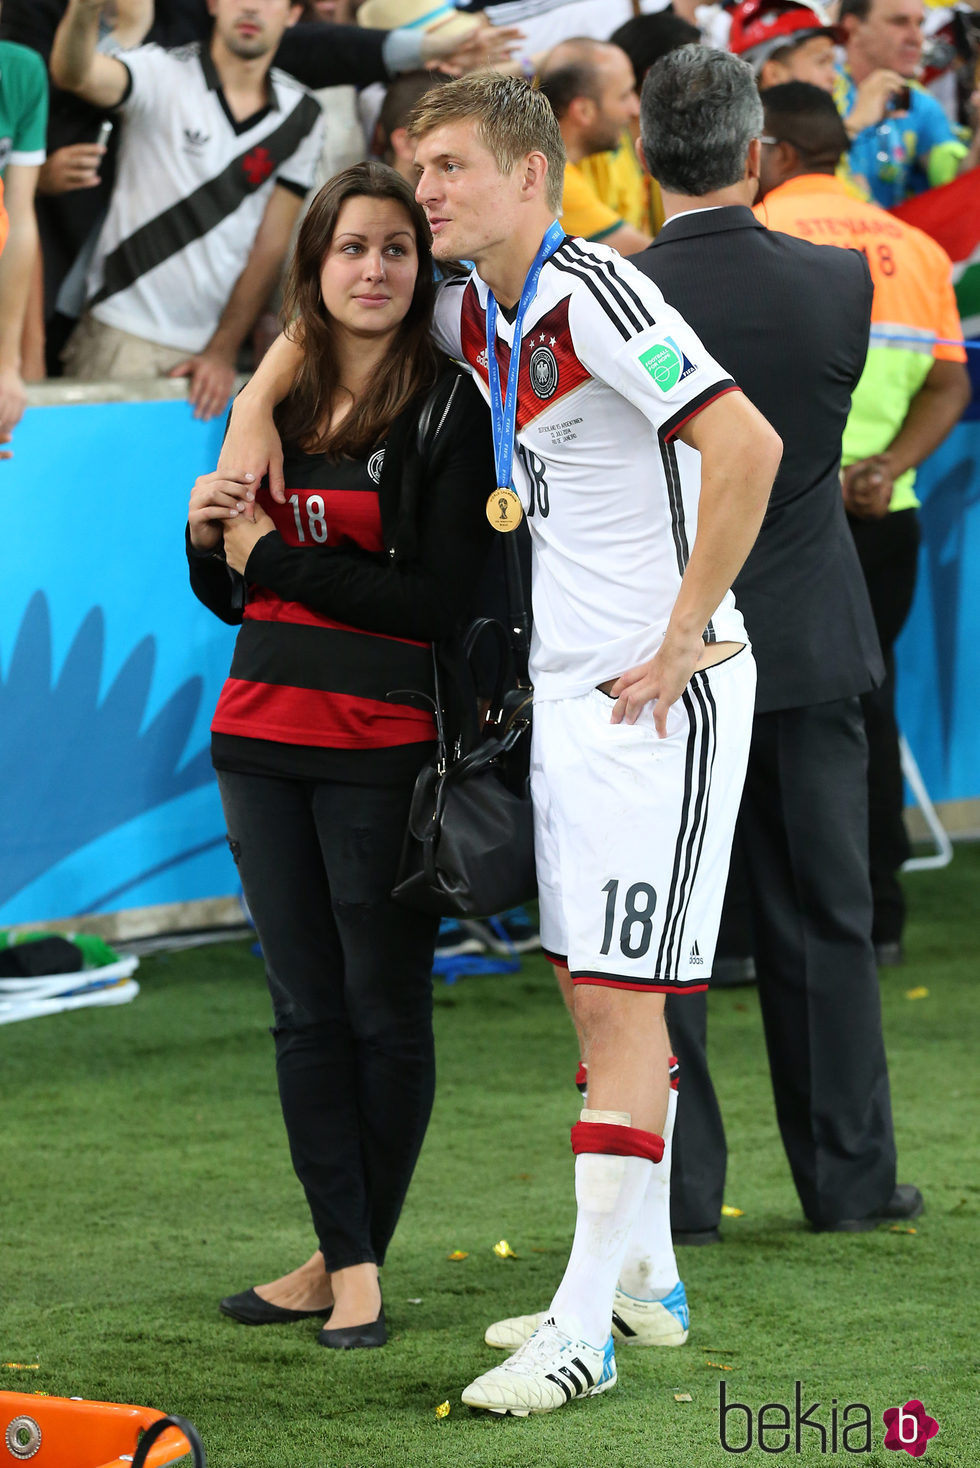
[0, 0, 975, 415]
[2, 0, 976, 1408]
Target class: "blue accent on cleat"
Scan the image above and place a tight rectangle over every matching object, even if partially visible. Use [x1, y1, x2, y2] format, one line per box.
[660, 1279, 689, 1332]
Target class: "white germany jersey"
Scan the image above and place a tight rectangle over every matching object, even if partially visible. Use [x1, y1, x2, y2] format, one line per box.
[433, 235, 747, 700]
[88, 43, 323, 354]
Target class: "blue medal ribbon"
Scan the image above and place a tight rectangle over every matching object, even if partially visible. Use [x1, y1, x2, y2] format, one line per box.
[485, 220, 564, 493]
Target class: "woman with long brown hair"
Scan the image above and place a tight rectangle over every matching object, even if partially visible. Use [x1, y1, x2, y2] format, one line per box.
[187, 162, 494, 1350]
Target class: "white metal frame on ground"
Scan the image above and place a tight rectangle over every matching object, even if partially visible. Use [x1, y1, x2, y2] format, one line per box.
[901, 734, 954, 872]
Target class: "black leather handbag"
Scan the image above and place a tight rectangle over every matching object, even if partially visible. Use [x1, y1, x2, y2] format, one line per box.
[392, 600, 536, 920]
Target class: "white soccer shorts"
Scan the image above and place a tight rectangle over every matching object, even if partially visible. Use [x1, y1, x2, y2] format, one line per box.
[532, 648, 756, 992]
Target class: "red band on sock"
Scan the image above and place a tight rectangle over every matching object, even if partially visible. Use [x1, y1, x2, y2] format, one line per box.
[571, 1120, 664, 1164]
[668, 1055, 680, 1091]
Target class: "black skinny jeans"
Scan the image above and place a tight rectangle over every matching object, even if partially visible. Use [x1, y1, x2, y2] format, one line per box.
[218, 770, 439, 1272]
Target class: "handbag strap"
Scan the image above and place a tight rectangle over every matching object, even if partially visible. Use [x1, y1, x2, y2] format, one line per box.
[416, 371, 462, 461]
[463, 616, 517, 720]
[428, 643, 451, 774]
[131, 1414, 206, 1468]
[413, 366, 532, 765]
[502, 532, 530, 668]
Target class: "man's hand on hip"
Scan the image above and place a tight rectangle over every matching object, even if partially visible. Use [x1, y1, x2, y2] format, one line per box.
[608, 628, 706, 736]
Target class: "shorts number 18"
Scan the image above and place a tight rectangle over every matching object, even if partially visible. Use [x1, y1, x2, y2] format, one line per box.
[600, 879, 658, 959]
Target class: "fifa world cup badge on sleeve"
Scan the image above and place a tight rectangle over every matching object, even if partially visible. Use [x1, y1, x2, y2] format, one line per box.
[639, 337, 697, 394]
[487, 486, 523, 533]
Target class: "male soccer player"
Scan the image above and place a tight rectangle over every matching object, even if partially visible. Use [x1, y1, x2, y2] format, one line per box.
[219, 73, 781, 1415]
[412, 77, 780, 1416]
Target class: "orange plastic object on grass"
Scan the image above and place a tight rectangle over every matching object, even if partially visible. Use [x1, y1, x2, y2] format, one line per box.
[1, 1393, 196, 1467]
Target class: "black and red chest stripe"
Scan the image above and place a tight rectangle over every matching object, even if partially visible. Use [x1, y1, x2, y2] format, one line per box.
[460, 281, 590, 430]
[257, 450, 385, 553]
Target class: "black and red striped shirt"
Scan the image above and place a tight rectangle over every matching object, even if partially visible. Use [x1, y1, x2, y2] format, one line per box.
[211, 444, 436, 783]
[190, 367, 499, 782]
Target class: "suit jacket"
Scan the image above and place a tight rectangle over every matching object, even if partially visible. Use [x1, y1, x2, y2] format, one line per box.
[632, 206, 883, 713]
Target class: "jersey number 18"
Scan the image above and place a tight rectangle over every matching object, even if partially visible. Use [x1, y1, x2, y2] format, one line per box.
[517, 446, 550, 518]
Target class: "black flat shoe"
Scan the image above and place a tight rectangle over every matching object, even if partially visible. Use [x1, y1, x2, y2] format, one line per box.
[318, 1307, 387, 1350]
[219, 1287, 334, 1325]
[817, 1184, 925, 1233]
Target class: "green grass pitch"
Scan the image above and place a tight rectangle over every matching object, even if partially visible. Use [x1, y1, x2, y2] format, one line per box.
[2, 847, 977, 1467]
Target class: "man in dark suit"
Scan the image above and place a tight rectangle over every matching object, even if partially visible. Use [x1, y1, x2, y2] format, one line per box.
[630, 44, 922, 1233]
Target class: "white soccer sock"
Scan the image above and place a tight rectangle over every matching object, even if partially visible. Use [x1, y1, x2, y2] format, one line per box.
[547, 1109, 654, 1347]
[617, 1086, 680, 1301]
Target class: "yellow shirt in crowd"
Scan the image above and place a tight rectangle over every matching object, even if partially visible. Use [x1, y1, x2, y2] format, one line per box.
[563, 134, 663, 240]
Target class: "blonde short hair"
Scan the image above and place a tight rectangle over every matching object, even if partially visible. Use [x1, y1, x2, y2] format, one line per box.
[407, 73, 565, 215]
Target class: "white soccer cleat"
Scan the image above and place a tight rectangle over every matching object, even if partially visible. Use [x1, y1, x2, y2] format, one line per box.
[462, 1319, 616, 1416]
[484, 1279, 690, 1351]
[612, 1279, 689, 1346]
[484, 1310, 547, 1350]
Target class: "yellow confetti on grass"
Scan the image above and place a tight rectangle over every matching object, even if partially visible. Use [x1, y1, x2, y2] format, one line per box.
[493, 1239, 518, 1259]
[889, 1226, 918, 1234]
[447, 1250, 469, 1261]
[706, 1361, 735, 1371]
[435, 1401, 451, 1419]
[905, 987, 929, 1000]
[2, 1363, 39, 1370]
[721, 1205, 744, 1218]
[674, 1393, 693, 1402]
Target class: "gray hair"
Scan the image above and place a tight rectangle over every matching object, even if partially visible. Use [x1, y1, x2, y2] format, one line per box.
[639, 45, 764, 196]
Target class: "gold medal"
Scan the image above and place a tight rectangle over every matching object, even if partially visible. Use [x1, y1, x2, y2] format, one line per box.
[487, 486, 523, 533]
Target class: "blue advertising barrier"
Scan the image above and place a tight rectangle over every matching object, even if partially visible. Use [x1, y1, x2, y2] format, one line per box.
[1, 393, 237, 927]
[1, 392, 978, 928]
[896, 417, 980, 807]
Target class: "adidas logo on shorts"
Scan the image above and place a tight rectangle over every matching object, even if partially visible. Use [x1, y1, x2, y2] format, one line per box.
[689, 941, 704, 966]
